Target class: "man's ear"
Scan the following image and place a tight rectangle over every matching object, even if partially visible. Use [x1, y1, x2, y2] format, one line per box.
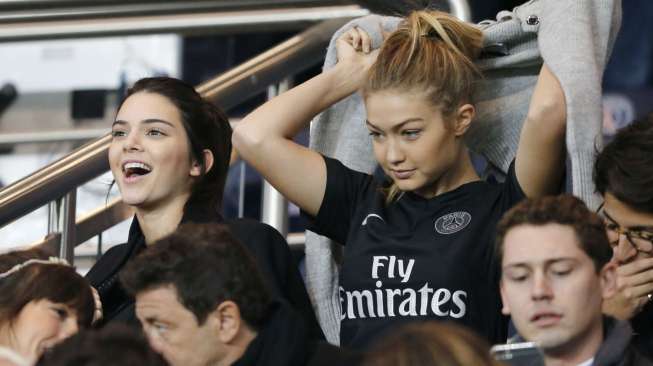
[500, 281, 511, 315]
[600, 261, 618, 300]
[190, 149, 214, 177]
[453, 103, 475, 137]
[208, 300, 242, 344]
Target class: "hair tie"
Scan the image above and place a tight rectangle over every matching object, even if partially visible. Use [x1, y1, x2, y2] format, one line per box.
[0, 257, 71, 280]
[420, 29, 440, 39]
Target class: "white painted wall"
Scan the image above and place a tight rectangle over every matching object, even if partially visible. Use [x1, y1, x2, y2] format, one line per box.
[0, 34, 181, 92]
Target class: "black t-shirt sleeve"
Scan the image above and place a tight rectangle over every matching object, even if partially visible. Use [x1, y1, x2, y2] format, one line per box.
[492, 160, 527, 332]
[632, 302, 653, 359]
[501, 160, 527, 208]
[304, 155, 375, 245]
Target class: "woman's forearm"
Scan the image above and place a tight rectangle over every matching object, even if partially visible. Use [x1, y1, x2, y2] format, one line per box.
[233, 60, 367, 151]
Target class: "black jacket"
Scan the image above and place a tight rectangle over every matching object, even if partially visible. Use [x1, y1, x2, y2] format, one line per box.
[233, 301, 361, 366]
[594, 318, 653, 366]
[632, 302, 653, 361]
[509, 318, 653, 366]
[85, 210, 324, 340]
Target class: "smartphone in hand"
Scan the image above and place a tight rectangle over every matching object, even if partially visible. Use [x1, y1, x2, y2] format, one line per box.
[490, 342, 545, 366]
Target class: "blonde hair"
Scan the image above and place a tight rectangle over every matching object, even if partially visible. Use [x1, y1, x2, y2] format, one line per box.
[363, 10, 483, 203]
[363, 321, 505, 366]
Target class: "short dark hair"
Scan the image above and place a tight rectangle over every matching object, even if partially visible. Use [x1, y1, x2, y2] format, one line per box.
[495, 195, 613, 272]
[118, 77, 232, 215]
[120, 223, 271, 329]
[0, 247, 95, 328]
[594, 114, 653, 213]
[36, 324, 168, 366]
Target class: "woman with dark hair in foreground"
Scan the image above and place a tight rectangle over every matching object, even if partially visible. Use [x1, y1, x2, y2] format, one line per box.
[0, 248, 94, 366]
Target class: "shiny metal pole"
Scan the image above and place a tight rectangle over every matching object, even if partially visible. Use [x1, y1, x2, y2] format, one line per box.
[238, 160, 246, 218]
[58, 190, 76, 263]
[448, 0, 472, 21]
[47, 199, 59, 234]
[260, 79, 291, 237]
[45, 190, 77, 262]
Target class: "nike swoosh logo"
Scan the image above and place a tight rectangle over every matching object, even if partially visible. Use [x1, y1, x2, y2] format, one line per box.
[362, 214, 385, 226]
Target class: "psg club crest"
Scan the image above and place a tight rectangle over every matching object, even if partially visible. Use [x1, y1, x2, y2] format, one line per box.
[434, 211, 472, 235]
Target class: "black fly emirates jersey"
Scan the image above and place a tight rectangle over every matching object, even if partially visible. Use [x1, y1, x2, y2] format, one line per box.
[307, 156, 526, 348]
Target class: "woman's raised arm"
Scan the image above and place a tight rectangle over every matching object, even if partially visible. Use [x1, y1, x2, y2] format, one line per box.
[232, 27, 379, 216]
[515, 63, 568, 198]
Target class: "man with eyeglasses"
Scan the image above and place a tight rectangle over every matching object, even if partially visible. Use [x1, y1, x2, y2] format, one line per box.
[594, 114, 653, 358]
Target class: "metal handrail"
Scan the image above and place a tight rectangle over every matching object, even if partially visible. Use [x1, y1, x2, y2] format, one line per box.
[32, 198, 133, 254]
[0, 128, 108, 147]
[0, 0, 473, 43]
[0, 4, 368, 42]
[196, 18, 344, 107]
[0, 18, 350, 231]
[0, 119, 243, 147]
[0, 1, 352, 23]
[448, 0, 472, 22]
[0, 0, 470, 25]
[0, 134, 111, 226]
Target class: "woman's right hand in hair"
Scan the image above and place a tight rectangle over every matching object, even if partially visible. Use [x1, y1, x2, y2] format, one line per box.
[336, 26, 382, 87]
[233, 26, 386, 218]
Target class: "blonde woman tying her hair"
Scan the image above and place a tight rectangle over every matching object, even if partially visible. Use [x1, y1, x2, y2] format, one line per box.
[233, 10, 566, 348]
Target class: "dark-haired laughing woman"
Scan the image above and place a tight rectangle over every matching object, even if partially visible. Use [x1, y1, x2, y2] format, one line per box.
[85, 77, 323, 340]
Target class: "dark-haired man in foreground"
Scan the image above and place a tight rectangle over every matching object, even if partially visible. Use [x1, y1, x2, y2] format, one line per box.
[496, 195, 651, 366]
[120, 223, 358, 366]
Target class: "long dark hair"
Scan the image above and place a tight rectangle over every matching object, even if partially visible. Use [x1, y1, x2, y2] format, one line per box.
[117, 77, 232, 215]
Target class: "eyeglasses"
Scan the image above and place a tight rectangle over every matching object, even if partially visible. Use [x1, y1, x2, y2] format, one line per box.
[597, 203, 653, 255]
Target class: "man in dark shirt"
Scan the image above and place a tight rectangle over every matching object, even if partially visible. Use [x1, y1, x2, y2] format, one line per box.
[120, 223, 357, 366]
[496, 195, 651, 366]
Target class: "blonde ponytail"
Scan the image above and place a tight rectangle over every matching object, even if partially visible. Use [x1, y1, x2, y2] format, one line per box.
[409, 11, 482, 66]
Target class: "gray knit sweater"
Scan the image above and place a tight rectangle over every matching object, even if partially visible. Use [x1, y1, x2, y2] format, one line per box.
[306, 0, 622, 344]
